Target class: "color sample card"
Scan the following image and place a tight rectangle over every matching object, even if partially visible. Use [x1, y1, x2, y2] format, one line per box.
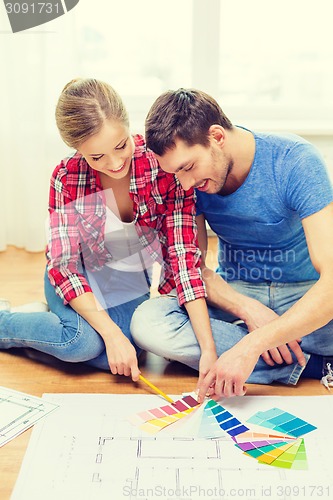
[128, 394, 199, 427]
[203, 400, 249, 437]
[232, 429, 292, 443]
[247, 407, 317, 437]
[257, 441, 296, 465]
[236, 438, 295, 452]
[139, 407, 196, 435]
[290, 439, 308, 470]
[266, 439, 305, 469]
[197, 401, 228, 438]
[128, 394, 200, 434]
[242, 441, 290, 459]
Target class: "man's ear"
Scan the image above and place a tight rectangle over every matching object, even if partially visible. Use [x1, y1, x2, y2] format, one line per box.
[208, 124, 225, 146]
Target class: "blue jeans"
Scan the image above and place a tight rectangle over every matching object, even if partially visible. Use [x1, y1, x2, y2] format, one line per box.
[0, 270, 149, 370]
[131, 280, 333, 385]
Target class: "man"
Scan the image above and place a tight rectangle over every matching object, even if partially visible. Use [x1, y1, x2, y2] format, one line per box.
[131, 88, 333, 400]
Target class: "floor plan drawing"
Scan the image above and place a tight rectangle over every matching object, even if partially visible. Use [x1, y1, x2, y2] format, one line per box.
[0, 386, 58, 447]
[12, 394, 333, 500]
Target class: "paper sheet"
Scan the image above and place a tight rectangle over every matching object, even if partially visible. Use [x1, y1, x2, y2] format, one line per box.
[12, 394, 333, 500]
[0, 386, 58, 447]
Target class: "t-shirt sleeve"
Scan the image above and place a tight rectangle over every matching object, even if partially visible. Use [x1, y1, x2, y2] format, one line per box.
[281, 142, 333, 219]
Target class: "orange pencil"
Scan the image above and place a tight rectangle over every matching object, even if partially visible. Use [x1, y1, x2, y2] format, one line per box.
[139, 375, 174, 403]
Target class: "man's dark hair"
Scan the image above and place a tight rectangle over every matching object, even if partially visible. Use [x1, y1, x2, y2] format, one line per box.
[145, 88, 233, 155]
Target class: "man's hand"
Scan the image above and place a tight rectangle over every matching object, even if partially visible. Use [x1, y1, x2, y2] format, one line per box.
[240, 296, 279, 331]
[239, 297, 306, 366]
[261, 338, 306, 366]
[197, 337, 258, 401]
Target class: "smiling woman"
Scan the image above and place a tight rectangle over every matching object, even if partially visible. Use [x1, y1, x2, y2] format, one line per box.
[55, 80, 138, 223]
[0, 77, 216, 389]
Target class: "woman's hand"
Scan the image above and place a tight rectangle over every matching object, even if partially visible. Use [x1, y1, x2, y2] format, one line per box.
[104, 331, 140, 382]
[196, 348, 218, 391]
[69, 293, 141, 381]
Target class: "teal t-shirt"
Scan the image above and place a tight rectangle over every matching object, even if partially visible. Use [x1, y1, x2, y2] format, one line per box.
[196, 130, 333, 282]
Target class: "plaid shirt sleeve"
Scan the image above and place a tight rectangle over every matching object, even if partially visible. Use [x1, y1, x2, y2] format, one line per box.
[46, 158, 92, 304]
[131, 135, 206, 306]
[162, 175, 207, 305]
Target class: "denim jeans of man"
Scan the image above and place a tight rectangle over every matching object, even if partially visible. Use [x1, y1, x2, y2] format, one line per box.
[0, 270, 149, 370]
[131, 280, 333, 385]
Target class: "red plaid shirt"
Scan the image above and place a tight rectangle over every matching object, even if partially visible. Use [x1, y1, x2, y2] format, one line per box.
[46, 134, 206, 306]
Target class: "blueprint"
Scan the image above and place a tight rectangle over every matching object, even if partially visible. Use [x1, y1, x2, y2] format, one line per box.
[0, 386, 58, 447]
[12, 394, 333, 500]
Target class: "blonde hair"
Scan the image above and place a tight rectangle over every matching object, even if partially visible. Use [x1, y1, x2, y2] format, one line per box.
[55, 78, 129, 149]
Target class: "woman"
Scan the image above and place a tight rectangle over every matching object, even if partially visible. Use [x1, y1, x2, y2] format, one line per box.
[0, 78, 217, 381]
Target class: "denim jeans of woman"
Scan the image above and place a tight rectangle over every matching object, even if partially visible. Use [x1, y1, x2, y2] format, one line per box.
[0, 270, 149, 370]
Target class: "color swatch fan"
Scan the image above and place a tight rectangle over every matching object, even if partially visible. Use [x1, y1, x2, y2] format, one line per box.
[236, 406, 316, 469]
[128, 397, 316, 470]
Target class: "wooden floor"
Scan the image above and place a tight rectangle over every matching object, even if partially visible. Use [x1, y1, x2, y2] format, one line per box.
[0, 245, 331, 499]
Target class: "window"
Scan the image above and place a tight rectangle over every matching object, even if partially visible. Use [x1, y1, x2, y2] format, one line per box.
[75, 0, 193, 131]
[74, 0, 333, 131]
[217, 0, 333, 127]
